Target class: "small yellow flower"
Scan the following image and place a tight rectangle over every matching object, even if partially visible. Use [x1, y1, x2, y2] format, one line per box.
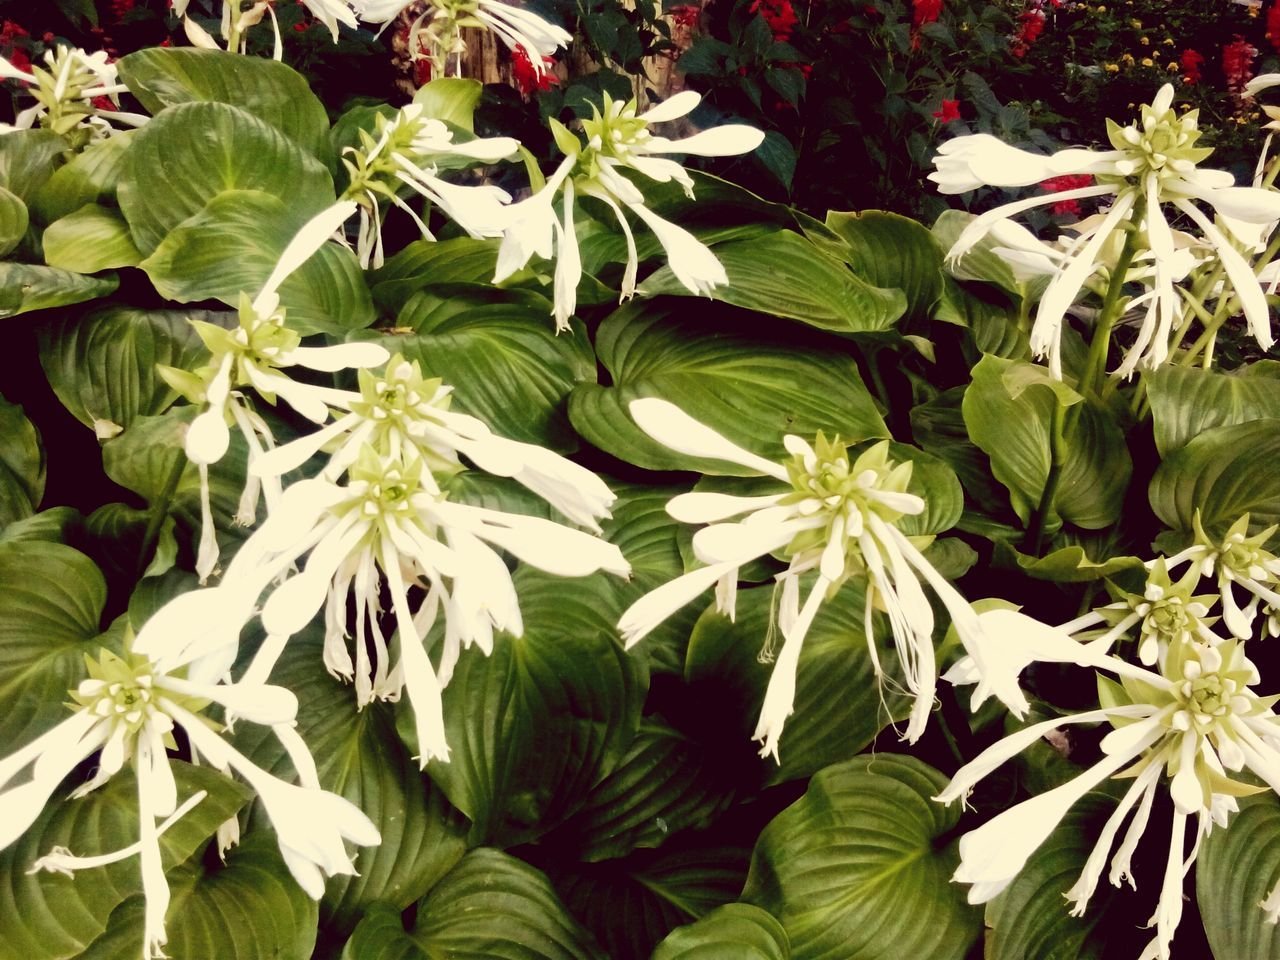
[1141, 57, 1154, 67]
[1139, 35, 1150, 45]
[1162, 37, 1174, 46]
[1104, 62, 1120, 72]
[1166, 62, 1178, 72]
[1130, 18, 1142, 27]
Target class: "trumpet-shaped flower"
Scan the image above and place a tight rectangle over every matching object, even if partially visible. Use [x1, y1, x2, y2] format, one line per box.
[159, 201, 390, 580]
[1164, 513, 1280, 640]
[931, 84, 1280, 378]
[938, 621, 1280, 960]
[5, 634, 377, 960]
[340, 102, 519, 267]
[616, 398, 1007, 757]
[0, 45, 144, 141]
[167, 447, 629, 766]
[495, 92, 765, 329]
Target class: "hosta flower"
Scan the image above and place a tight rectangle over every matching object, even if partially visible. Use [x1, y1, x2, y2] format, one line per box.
[931, 84, 1280, 378]
[616, 398, 1003, 755]
[355, 0, 571, 79]
[340, 102, 519, 267]
[495, 91, 765, 330]
[938, 619, 1280, 960]
[157, 445, 628, 765]
[159, 202, 390, 579]
[0, 45, 143, 141]
[1164, 513, 1280, 640]
[4, 635, 378, 960]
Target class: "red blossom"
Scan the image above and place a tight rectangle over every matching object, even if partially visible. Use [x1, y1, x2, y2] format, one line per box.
[511, 46, 559, 96]
[109, 0, 135, 19]
[1269, 3, 1280, 54]
[749, 0, 799, 40]
[669, 4, 700, 28]
[1041, 174, 1093, 217]
[932, 98, 961, 122]
[1223, 36, 1258, 94]
[1010, 9, 1045, 58]
[912, 0, 942, 27]
[1180, 48, 1204, 83]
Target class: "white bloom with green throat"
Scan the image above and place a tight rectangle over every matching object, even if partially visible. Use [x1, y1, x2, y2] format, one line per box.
[1, 629, 378, 960]
[616, 398, 1005, 757]
[0, 45, 143, 144]
[1163, 512, 1280, 641]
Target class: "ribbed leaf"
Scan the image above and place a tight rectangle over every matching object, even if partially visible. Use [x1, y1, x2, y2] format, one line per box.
[0, 763, 251, 960]
[30, 132, 135, 225]
[1198, 792, 1280, 960]
[0, 130, 65, 203]
[369, 237, 503, 312]
[42, 204, 141, 273]
[118, 101, 332, 255]
[139, 189, 373, 336]
[1148, 363, 1280, 457]
[742, 755, 980, 960]
[0, 394, 43, 529]
[0, 264, 116, 319]
[233, 627, 467, 934]
[37, 306, 210, 433]
[569, 300, 887, 475]
[653, 903, 791, 960]
[0, 183, 28, 256]
[824, 210, 943, 320]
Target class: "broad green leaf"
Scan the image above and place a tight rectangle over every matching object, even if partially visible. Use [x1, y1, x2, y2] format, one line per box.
[30, 131, 135, 224]
[995, 542, 1145, 583]
[637, 230, 906, 334]
[0, 130, 66, 203]
[936, 274, 1029, 358]
[75, 832, 318, 960]
[42, 204, 141, 272]
[742, 755, 980, 960]
[0, 264, 117, 319]
[0, 394, 43, 529]
[887, 441, 963, 536]
[910, 385, 1010, 517]
[684, 581, 910, 786]
[140, 189, 373, 336]
[653, 904, 791, 960]
[984, 796, 1114, 960]
[233, 627, 467, 933]
[369, 237, 503, 312]
[37, 306, 212, 432]
[415, 566, 647, 846]
[0, 184, 28, 256]
[412, 77, 483, 132]
[555, 842, 750, 959]
[1148, 364, 1280, 456]
[341, 902, 429, 960]
[0, 541, 105, 751]
[1149, 419, 1280, 538]
[569, 300, 887, 475]
[1198, 791, 1280, 960]
[411, 849, 605, 959]
[117, 48, 331, 160]
[0, 763, 251, 960]
[963, 354, 1131, 530]
[364, 285, 594, 450]
[542, 718, 740, 862]
[0, 506, 79, 545]
[118, 101, 333, 255]
[932, 209, 1022, 296]
[824, 209, 943, 320]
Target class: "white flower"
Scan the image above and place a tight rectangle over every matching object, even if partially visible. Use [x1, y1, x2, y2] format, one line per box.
[1163, 513, 1280, 640]
[0, 46, 142, 141]
[495, 92, 764, 327]
[6, 630, 377, 960]
[939, 630, 1280, 960]
[931, 84, 1280, 378]
[616, 398, 1000, 757]
[200, 446, 628, 766]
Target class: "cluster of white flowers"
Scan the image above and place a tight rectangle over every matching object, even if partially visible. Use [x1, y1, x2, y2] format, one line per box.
[0, 45, 146, 141]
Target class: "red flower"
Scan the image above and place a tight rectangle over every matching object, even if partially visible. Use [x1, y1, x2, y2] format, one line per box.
[1180, 48, 1204, 83]
[932, 98, 961, 122]
[912, 0, 942, 27]
[1223, 36, 1258, 94]
[1010, 9, 1045, 58]
[1041, 174, 1093, 217]
[1269, 3, 1280, 54]
[749, 0, 799, 40]
[109, 0, 135, 19]
[511, 46, 559, 96]
[669, 4, 700, 28]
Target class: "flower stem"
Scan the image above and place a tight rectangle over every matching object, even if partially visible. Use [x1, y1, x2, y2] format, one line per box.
[1078, 198, 1145, 408]
[137, 455, 187, 579]
[1023, 396, 1067, 555]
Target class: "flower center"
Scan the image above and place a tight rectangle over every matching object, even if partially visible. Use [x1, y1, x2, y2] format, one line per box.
[72, 650, 166, 736]
[1107, 100, 1213, 182]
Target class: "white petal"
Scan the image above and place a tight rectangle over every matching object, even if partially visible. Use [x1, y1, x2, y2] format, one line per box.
[666, 491, 785, 524]
[638, 90, 701, 123]
[254, 201, 358, 310]
[643, 125, 765, 158]
[283, 342, 390, 373]
[617, 561, 738, 647]
[628, 398, 788, 479]
[626, 202, 727, 295]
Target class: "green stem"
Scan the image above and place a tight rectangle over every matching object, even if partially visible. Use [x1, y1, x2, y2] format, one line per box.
[1023, 397, 1067, 555]
[137, 455, 186, 579]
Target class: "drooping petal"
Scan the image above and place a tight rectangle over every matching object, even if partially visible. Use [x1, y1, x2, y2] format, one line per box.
[617, 560, 739, 647]
[254, 201, 359, 312]
[628, 398, 789, 479]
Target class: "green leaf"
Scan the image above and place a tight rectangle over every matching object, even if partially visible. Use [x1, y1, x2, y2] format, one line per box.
[1198, 791, 1280, 960]
[932, 209, 1021, 296]
[75, 832, 318, 960]
[637, 230, 906, 333]
[984, 795, 1114, 960]
[0, 130, 66, 203]
[0, 763, 251, 960]
[37, 306, 212, 433]
[232, 626, 467, 933]
[30, 131, 135, 225]
[0, 506, 79, 546]
[742, 754, 980, 960]
[0, 264, 117, 319]
[996, 542, 1145, 583]
[364, 285, 594, 451]
[0, 541, 105, 751]
[369, 238, 503, 312]
[1149, 419, 1280, 537]
[415, 566, 647, 847]
[1147, 363, 1280, 457]
[412, 77, 483, 132]
[824, 210, 944, 320]
[542, 717, 739, 861]
[963, 355, 1131, 530]
[117, 48, 331, 161]
[569, 300, 887, 475]
[0, 184, 29, 256]
[684, 582, 910, 786]
[0, 394, 43, 529]
[139, 189, 373, 336]
[653, 904, 791, 960]
[118, 101, 333, 256]
[42, 203, 142, 273]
